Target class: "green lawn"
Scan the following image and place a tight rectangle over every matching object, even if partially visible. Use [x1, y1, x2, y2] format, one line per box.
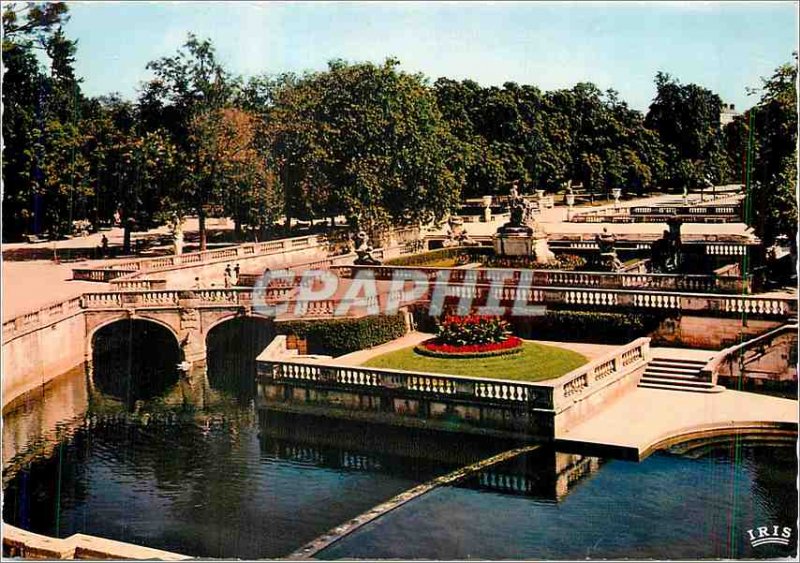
[362, 342, 587, 382]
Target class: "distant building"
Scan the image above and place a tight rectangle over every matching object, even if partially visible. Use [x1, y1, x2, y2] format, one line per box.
[720, 103, 740, 127]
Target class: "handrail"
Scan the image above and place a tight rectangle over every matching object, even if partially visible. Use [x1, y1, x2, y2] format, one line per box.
[72, 234, 325, 282]
[700, 322, 799, 382]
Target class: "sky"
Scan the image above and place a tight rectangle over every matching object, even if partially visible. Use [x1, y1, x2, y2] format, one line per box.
[60, 1, 798, 112]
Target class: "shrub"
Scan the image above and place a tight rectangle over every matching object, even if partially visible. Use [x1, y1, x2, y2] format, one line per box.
[435, 315, 510, 346]
[385, 246, 492, 267]
[481, 253, 587, 270]
[511, 310, 664, 343]
[276, 313, 407, 356]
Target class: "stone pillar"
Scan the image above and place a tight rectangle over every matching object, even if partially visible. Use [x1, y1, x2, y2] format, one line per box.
[178, 297, 206, 366]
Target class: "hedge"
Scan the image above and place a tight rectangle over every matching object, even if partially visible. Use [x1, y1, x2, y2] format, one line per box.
[276, 312, 407, 356]
[385, 246, 492, 267]
[511, 310, 665, 344]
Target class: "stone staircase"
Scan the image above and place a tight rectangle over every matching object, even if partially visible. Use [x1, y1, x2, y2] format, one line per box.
[639, 355, 725, 393]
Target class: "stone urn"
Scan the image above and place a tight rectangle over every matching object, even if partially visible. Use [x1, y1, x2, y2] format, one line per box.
[482, 195, 493, 222]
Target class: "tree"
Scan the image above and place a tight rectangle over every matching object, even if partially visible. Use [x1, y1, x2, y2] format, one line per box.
[739, 58, 798, 246]
[81, 96, 177, 253]
[2, 1, 80, 241]
[269, 59, 462, 238]
[645, 72, 725, 191]
[189, 107, 282, 241]
[139, 34, 239, 249]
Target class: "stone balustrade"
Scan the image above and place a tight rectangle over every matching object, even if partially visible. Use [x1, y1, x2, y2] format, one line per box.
[71, 235, 324, 282]
[2, 297, 83, 343]
[699, 322, 799, 386]
[333, 265, 753, 294]
[4, 278, 793, 347]
[257, 337, 651, 436]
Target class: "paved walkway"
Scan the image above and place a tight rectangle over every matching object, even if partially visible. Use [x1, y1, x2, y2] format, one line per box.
[557, 387, 798, 459]
[431, 189, 750, 239]
[2, 260, 108, 321]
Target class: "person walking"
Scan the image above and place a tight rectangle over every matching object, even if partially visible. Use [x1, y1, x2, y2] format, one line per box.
[224, 264, 232, 289]
[233, 263, 240, 285]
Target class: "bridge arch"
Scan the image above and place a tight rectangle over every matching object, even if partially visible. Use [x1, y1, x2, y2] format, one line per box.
[89, 317, 183, 406]
[205, 314, 276, 399]
[86, 314, 182, 360]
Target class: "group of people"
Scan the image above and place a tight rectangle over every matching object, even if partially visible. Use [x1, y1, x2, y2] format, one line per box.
[191, 263, 241, 290]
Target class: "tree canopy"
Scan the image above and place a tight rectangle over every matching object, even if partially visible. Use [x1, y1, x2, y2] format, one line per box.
[2, 15, 796, 252]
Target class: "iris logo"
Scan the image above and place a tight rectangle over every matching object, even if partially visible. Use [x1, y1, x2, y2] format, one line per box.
[746, 525, 793, 548]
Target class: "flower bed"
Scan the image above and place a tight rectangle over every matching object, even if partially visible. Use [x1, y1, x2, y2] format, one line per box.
[414, 335, 523, 359]
[414, 315, 523, 358]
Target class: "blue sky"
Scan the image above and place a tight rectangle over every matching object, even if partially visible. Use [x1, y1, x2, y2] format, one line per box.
[62, 1, 797, 112]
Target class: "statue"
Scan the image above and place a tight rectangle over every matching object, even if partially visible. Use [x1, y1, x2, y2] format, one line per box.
[651, 216, 683, 273]
[494, 181, 553, 262]
[595, 227, 623, 272]
[353, 231, 382, 266]
[444, 217, 479, 248]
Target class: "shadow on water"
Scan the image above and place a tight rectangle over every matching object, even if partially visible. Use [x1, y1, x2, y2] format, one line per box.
[91, 320, 180, 408]
[206, 317, 274, 402]
[3, 348, 797, 560]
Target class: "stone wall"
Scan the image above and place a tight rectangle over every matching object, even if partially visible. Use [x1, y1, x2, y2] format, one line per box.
[2, 312, 87, 405]
[652, 315, 782, 349]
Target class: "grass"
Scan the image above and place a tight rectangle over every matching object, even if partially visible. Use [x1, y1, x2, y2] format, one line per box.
[362, 341, 588, 382]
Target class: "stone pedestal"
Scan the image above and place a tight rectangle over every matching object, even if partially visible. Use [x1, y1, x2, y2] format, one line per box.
[493, 225, 534, 257]
[532, 232, 555, 264]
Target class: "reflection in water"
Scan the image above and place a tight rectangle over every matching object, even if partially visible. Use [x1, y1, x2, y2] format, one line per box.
[319, 442, 798, 560]
[91, 320, 180, 407]
[2, 342, 797, 560]
[206, 317, 274, 402]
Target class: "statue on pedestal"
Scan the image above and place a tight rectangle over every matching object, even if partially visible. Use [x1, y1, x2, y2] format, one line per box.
[595, 228, 623, 271]
[353, 231, 382, 265]
[494, 181, 553, 263]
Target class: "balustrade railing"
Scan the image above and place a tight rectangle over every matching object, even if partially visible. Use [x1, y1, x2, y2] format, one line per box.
[258, 337, 651, 413]
[71, 234, 324, 282]
[336, 265, 752, 294]
[2, 296, 83, 342]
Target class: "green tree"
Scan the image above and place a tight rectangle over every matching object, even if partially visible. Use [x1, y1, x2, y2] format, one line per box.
[645, 72, 725, 191]
[269, 58, 462, 237]
[741, 58, 798, 246]
[139, 34, 240, 249]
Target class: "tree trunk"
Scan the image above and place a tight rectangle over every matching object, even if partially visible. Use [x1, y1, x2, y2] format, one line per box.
[198, 209, 207, 251]
[234, 218, 242, 241]
[123, 223, 132, 255]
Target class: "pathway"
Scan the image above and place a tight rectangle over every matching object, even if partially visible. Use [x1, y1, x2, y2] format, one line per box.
[557, 386, 798, 459]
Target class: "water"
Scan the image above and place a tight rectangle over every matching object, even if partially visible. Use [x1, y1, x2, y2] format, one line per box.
[2, 334, 797, 560]
[320, 443, 798, 560]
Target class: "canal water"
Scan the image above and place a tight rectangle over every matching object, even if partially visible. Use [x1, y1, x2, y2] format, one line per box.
[3, 342, 797, 560]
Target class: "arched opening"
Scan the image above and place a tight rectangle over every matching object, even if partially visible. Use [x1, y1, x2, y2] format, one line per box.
[91, 319, 181, 407]
[206, 316, 275, 400]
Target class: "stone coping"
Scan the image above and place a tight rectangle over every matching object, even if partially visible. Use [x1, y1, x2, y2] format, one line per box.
[2, 523, 189, 560]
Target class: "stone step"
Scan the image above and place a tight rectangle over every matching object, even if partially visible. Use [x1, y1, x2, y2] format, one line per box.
[649, 358, 710, 368]
[645, 365, 703, 376]
[642, 370, 703, 381]
[639, 382, 726, 394]
[641, 375, 713, 387]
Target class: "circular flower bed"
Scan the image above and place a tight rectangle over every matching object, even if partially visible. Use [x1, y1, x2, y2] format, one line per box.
[414, 335, 523, 359]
